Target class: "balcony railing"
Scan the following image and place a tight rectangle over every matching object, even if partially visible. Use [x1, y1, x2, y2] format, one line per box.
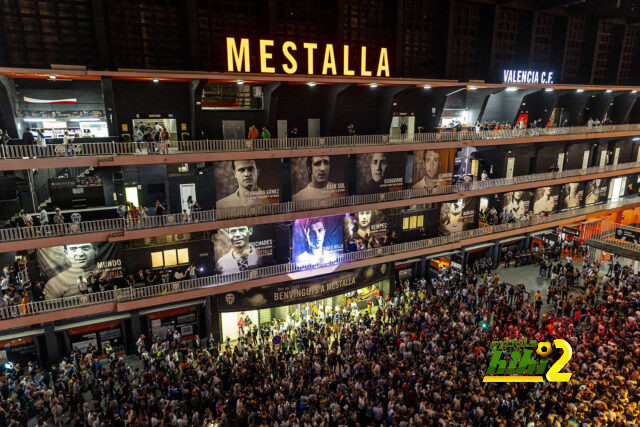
[2, 124, 639, 160]
[2, 194, 639, 320]
[2, 159, 639, 243]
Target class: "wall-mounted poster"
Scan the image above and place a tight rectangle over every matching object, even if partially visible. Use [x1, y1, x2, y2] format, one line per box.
[293, 215, 344, 265]
[291, 155, 348, 201]
[583, 178, 610, 206]
[214, 159, 281, 209]
[344, 210, 389, 250]
[439, 198, 478, 235]
[355, 152, 405, 194]
[501, 190, 534, 219]
[532, 186, 560, 215]
[559, 182, 584, 210]
[412, 149, 456, 190]
[214, 224, 274, 274]
[37, 242, 123, 299]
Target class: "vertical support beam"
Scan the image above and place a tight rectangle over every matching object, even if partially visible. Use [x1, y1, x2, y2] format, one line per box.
[203, 296, 213, 336]
[323, 84, 351, 136]
[0, 75, 18, 137]
[101, 77, 118, 137]
[190, 79, 208, 140]
[42, 322, 62, 365]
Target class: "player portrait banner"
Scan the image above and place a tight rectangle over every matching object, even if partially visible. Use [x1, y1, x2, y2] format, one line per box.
[532, 186, 561, 215]
[344, 210, 389, 250]
[440, 198, 478, 235]
[559, 182, 584, 210]
[214, 224, 274, 274]
[217, 263, 390, 311]
[291, 155, 348, 201]
[583, 178, 610, 206]
[501, 190, 534, 219]
[355, 152, 405, 194]
[292, 215, 344, 265]
[37, 242, 123, 299]
[412, 148, 456, 190]
[214, 158, 281, 209]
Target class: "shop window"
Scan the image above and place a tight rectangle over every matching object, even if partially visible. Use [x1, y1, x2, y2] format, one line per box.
[402, 215, 424, 230]
[150, 248, 190, 268]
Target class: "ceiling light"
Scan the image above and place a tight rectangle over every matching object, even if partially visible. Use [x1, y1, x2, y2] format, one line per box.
[468, 86, 477, 90]
[49, 75, 56, 80]
[576, 89, 584, 92]
[152, 78, 159, 83]
[236, 80, 244, 85]
[370, 83, 378, 88]
[306, 82, 316, 87]
[633, 90, 638, 94]
[505, 87, 518, 91]
[634, 137, 640, 141]
[423, 85, 431, 89]
[606, 89, 613, 93]
[545, 88, 554, 92]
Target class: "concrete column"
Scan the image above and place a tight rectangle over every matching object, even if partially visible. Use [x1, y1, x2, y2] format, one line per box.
[101, 77, 119, 138]
[42, 322, 62, 364]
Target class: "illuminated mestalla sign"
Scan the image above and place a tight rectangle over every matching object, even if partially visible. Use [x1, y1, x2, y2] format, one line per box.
[226, 37, 390, 77]
[503, 69, 554, 84]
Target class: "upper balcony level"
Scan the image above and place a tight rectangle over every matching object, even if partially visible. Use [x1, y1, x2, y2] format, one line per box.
[1, 124, 640, 171]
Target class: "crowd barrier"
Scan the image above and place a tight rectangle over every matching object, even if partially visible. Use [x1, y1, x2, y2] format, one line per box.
[2, 195, 639, 319]
[2, 159, 639, 243]
[1, 124, 639, 160]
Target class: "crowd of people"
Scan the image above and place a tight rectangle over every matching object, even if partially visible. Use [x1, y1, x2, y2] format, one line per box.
[2, 244, 639, 425]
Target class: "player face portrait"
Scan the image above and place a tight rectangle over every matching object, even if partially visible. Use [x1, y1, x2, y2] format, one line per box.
[513, 191, 523, 201]
[543, 187, 552, 197]
[305, 220, 326, 251]
[64, 244, 96, 269]
[232, 160, 259, 191]
[424, 150, 441, 180]
[370, 153, 388, 183]
[308, 156, 330, 186]
[357, 211, 372, 228]
[449, 200, 463, 216]
[228, 226, 252, 249]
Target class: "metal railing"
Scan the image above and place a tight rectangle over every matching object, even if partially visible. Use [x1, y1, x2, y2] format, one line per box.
[3, 159, 640, 243]
[2, 194, 639, 320]
[2, 124, 640, 160]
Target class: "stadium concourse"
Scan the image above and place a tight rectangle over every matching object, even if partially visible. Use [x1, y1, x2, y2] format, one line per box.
[2, 246, 639, 426]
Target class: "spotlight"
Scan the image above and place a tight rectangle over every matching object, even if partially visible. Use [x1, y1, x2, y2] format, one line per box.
[236, 80, 244, 85]
[545, 88, 554, 92]
[468, 86, 477, 90]
[505, 87, 518, 91]
[606, 89, 613, 93]
[306, 82, 316, 87]
[633, 90, 638, 94]
[370, 83, 378, 88]
[152, 78, 159, 83]
[576, 89, 584, 93]
[49, 75, 56, 80]
[423, 85, 431, 89]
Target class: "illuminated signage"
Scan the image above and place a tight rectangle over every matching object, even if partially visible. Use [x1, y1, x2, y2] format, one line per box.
[226, 37, 390, 77]
[503, 69, 554, 84]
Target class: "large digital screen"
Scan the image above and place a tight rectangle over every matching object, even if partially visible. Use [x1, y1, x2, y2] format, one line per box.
[439, 198, 477, 235]
[412, 149, 456, 190]
[214, 224, 273, 274]
[532, 186, 560, 215]
[37, 242, 123, 299]
[559, 182, 584, 210]
[344, 210, 389, 250]
[583, 178, 609, 206]
[214, 159, 281, 209]
[355, 152, 405, 194]
[292, 215, 344, 265]
[291, 155, 348, 201]
[501, 190, 534, 219]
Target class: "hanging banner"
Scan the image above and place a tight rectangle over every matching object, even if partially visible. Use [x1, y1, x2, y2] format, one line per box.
[291, 155, 348, 201]
[412, 149, 456, 190]
[217, 263, 389, 311]
[292, 215, 344, 264]
[214, 159, 281, 209]
[214, 224, 274, 274]
[355, 152, 405, 194]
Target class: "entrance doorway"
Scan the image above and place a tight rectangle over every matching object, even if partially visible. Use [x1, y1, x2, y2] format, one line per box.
[308, 118, 321, 137]
[390, 115, 415, 137]
[125, 186, 139, 207]
[277, 120, 287, 139]
[132, 118, 178, 141]
[222, 120, 245, 139]
[180, 183, 196, 212]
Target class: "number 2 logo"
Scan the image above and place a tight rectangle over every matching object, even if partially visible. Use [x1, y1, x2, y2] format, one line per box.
[545, 339, 572, 382]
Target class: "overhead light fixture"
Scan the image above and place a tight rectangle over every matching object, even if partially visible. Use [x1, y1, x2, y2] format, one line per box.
[370, 83, 378, 88]
[606, 89, 613, 93]
[576, 89, 584, 92]
[73, 118, 102, 122]
[505, 87, 518, 91]
[468, 86, 477, 90]
[152, 78, 159, 83]
[236, 80, 244, 85]
[49, 75, 56, 80]
[633, 90, 638, 94]
[423, 85, 431, 89]
[634, 137, 640, 141]
[545, 88, 554, 92]
[306, 82, 316, 87]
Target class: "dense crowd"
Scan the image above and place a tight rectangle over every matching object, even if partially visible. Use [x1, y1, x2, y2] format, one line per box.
[1, 250, 639, 426]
